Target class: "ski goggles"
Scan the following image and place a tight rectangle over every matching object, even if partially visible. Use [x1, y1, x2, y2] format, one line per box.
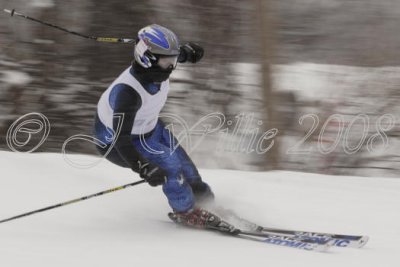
[157, 55, 178, 70]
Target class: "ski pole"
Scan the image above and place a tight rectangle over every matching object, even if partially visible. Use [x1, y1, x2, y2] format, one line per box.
[3, 8, 135, 44]
[0, 179, 146, 224]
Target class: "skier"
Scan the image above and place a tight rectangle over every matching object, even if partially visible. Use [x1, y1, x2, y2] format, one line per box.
[94, 24, 223, 229]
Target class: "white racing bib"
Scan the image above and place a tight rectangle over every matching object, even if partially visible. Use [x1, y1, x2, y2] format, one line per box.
[97, 67, 169, 135]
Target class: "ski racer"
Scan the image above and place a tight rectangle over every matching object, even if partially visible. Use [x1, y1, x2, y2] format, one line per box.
[94, 24, 220, 228]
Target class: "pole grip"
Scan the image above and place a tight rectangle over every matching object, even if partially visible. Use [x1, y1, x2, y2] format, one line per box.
[3, 9, 16, 16]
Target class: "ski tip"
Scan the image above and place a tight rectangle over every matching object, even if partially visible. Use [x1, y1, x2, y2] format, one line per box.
[357, 236, 369, 248]
[335, 235, 369, 248]
[325, 235, 369, 249]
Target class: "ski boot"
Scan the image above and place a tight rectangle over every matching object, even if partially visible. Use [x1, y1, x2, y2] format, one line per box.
[168, 207, 239, 235]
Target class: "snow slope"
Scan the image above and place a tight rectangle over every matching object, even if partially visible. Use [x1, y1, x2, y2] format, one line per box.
[0, 151, 399, 267]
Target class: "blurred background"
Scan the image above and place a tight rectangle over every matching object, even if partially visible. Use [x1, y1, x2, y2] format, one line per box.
[1, 0, 400, 177]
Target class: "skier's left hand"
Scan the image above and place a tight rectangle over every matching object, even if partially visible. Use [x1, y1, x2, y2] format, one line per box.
[178, 42, 204, 63]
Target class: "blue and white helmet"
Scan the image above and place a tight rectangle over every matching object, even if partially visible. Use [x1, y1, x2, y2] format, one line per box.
[134, 24, 180, 69]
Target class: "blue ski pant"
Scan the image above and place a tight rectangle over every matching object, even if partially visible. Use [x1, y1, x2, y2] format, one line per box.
[96, 120, 211, 212]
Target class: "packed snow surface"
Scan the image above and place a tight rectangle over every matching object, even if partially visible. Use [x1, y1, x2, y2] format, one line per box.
[0, 151, 399, 266]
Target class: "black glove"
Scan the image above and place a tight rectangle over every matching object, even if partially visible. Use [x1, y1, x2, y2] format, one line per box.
[137, 161, 167, 187]
[178, 42, 204, 63]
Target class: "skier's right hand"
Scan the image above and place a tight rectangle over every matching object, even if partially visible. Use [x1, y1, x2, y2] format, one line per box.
[178, 42, 204, 63]
[137, 161, 167, 187]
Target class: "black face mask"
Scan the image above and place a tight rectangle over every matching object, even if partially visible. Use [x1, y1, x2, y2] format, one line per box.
[132, 61, 173, 84]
